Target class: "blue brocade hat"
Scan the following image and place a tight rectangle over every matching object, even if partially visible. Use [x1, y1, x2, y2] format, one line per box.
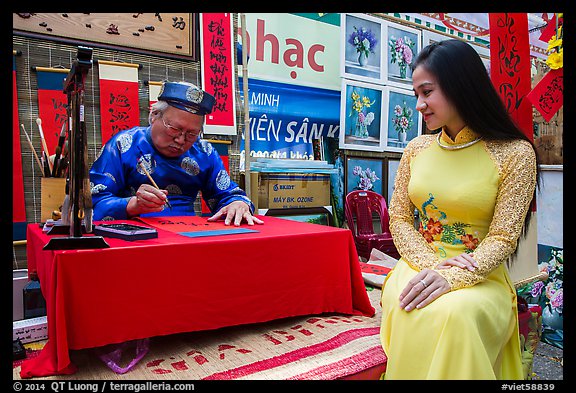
[158, 81, 216, 115]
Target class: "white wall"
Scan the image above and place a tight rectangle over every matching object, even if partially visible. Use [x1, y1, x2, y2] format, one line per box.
[537, 166, 563, 248]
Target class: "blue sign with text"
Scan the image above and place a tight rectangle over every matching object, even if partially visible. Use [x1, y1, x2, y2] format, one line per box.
[239, 78, 341, 160]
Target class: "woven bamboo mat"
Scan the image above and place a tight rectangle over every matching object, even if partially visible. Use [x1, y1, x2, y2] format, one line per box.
[14, 287, 385, 380]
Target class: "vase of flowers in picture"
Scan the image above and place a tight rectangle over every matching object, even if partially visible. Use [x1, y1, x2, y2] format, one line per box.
[348, 25, 378, 67]
[350, 90, 375, 138]
[392, 100, 414, 143]
[516, 247, 564, 348]
[352, 165, 380, 191]
[389, 35, 415, 79]
[532, 248, 563, 332]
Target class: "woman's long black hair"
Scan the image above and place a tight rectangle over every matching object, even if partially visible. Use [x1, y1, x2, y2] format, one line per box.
[412, 39, 540, 239]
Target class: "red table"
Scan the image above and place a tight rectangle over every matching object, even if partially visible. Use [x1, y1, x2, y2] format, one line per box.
[20, 216, 374, 378]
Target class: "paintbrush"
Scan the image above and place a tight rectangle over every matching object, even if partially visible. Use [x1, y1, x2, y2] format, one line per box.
[42, 155, 51, 178]
[52, 146, 62, 177]
[56, 140, 69, 178]
[52, 122, 67, 177]
[138, 161, 172, 209]
[21, 124, 45, 176]
[56, 156, 68, 178]
[36, 118, 53, 174]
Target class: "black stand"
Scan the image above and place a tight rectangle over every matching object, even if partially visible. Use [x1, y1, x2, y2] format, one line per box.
[44, 236, 110, 250]
[46, 224, 86, 235]
[45, 45, 108, 250]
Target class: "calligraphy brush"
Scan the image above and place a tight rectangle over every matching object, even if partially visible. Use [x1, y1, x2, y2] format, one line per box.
[138, 161, 172, 209]
[56, 156, 68, 178]
[42, 155, 51, 178]
[52, 122, 67, 177]
[21, 124, 45, 177]
[36, 118, 53, 174]
[56, 140, 69, 178]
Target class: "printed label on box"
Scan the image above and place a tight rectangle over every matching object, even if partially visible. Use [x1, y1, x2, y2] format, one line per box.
[13, 316, 48, 344]
[259, 174, 330, 209]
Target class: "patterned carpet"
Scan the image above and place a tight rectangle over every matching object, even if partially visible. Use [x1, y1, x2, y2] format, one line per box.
[14, 287, 386, 380]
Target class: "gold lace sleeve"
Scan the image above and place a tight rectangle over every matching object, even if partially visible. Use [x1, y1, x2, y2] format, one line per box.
[389, 136, 441, 271]
[435, 140, 537, 290]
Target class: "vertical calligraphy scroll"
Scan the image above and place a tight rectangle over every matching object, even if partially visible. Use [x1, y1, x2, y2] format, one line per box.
[98, 60, 140, 145]
[36, 68, 69, 153]
[489, 13, 533, 140]
[13, 54, 27, 240]
[148, 81, 163, 111]
[200, 13, 237, 135]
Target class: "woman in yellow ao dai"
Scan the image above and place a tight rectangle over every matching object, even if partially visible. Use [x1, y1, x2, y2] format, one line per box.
[379, 39, 538, 380]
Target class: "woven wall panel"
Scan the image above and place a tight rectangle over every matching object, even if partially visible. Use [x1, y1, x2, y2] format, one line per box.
[13, 18, 244, 266]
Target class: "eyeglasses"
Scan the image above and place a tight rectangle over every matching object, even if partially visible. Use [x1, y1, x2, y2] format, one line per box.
[160, 114, 202, 142]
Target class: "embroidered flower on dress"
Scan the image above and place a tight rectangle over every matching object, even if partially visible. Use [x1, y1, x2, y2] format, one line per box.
[461, 234, 480, 251]
[418, 193, 479, 254]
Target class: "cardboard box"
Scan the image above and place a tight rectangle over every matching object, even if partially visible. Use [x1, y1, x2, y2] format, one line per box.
[13, 316, 48, 344]
[251, 172, 331, 209]
[23, 280, 47, 319]
[41, 177, 67, 222]
[13, 269, 28, 321]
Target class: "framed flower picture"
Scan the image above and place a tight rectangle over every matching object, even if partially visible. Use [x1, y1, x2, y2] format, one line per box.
[384, 86, 422, 152]
[341, 13, 386, 85]
[339, 79, 386, 152]
[386, 22, 421, 88]
[345, 156, 385, 196]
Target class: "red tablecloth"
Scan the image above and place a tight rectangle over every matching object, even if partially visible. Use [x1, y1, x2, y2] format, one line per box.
[20, 216, 374, 378]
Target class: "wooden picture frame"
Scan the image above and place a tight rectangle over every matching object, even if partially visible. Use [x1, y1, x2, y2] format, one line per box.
[345, 155, 385, 197]
[384, 85, 422, 153]
[339, 79, 386, 152]
[340, 13, 386, 85]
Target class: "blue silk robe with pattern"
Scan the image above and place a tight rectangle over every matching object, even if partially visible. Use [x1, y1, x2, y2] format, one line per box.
[90, 126, 253, 221]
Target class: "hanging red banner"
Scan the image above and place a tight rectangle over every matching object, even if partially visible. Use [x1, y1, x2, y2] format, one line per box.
[200, 13, 237, 135]
[36, 68, 69, 154]
[539, 14, 560, 43]
[489, 13, 533, 141]
[13, 54, 27, 238]
[527, 68, 563, 122]
[98, 61, 140, 145]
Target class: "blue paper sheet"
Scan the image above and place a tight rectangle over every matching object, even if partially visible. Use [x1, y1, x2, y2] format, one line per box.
[179, 228, 259, 238]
